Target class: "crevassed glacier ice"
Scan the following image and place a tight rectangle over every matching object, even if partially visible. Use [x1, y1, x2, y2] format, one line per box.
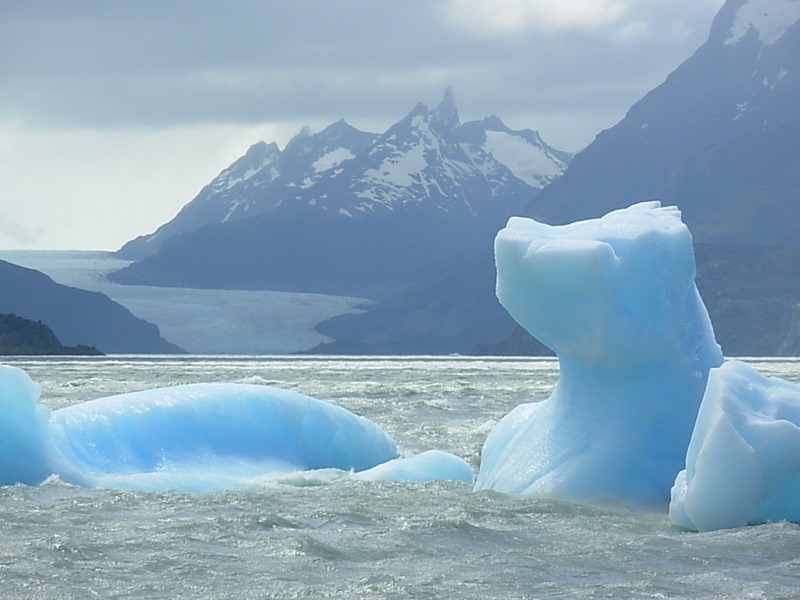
[670, 360, 800, 531]
[475, 202, 724, 503]
[0, 364, 408, 493]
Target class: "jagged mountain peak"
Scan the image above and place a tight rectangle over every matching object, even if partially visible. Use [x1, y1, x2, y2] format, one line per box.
[287, 119, 366, 143]
[283, 125, 315, 154]
[431, 86, 460, 129]
[315, 118, 372, 145]
[323, 117, 356, 132]
[481, 115, 507, 131]
[244, 140, 280, 158]
[393, 88, 461, 133]
[290, 91, 571, 218]
[117, 89, 571, 259]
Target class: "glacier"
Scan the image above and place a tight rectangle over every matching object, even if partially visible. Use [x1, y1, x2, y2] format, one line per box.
[475, 202, 725, 503]
[670, 360, 800, 531]
[0, 364, 472, 493]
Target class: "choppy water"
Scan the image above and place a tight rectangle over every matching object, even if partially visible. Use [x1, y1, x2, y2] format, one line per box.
[1, 355, 799, 599]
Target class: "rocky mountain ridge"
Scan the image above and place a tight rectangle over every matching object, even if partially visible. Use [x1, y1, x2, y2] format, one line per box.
[118, 88, 570, 262]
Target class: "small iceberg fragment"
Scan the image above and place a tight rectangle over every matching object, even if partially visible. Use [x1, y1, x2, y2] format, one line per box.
[0, 365, 83, 486]
[670, 360, 800, 532]
[354, 450, 474, 484]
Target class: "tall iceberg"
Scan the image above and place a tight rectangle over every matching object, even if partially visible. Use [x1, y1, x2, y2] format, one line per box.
[475, 202, 724, 503]
[670, 360, 800, 531]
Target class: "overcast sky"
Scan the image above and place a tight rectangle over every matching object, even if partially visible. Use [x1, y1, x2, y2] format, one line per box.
[0, 0, 725, 251]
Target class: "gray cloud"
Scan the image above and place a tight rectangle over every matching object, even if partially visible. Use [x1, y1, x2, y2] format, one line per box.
[1, 0, 724, 146]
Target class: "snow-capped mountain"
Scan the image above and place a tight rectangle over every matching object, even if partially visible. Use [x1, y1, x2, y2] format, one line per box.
[280, 88, 570, 220]
[118, 121, 379, 259]
[118, 88, 570, 260]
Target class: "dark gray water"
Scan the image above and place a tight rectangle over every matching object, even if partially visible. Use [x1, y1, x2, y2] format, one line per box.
[1, 356, 799, 599]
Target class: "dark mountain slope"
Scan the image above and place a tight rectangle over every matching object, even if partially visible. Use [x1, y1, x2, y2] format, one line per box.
[0, 260, 182, 354]
[529, 0, 800, 246]
[0, 313, 102, 355]
[486, 0, 800, 357]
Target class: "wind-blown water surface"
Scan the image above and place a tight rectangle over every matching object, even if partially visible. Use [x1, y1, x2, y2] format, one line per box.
[1, 355, 798, 599]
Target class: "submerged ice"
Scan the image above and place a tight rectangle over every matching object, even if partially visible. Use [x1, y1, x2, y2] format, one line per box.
[0, 365, 471, 493]
[475, 202, 724, 503]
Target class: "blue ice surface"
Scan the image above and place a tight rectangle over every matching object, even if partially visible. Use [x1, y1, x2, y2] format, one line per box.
[476, 200, 800, 531]
[0, 366, 471, 493]
[354, 450, 474, 484]
[475, 202, 725, 504]
[670, 360, 800, 531]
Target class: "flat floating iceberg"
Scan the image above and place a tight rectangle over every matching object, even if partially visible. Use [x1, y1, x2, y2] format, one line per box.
[475, 202, 724, 504]
[1, 362, 474, 493]
[670, 360, 800, 532]
[1, 364, 473, 493]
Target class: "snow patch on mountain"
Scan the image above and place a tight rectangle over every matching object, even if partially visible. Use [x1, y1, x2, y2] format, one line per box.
[312, 148, 356, 173]
[725, 0, 800, 46]
[762, 67, 790, 88]
[482, 130, 566, 189]
[364, 144, 428, 190]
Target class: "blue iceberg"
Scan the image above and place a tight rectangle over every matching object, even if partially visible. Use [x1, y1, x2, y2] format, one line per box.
[354, 450, 474, 484]
[476, 200, 800, 532]
[0, 363, 474, 492]
[670, 360, 800, 531]
[475, 202, 725, 504]
[3, 200, 797, 529]
[0, 365, 407, 492]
